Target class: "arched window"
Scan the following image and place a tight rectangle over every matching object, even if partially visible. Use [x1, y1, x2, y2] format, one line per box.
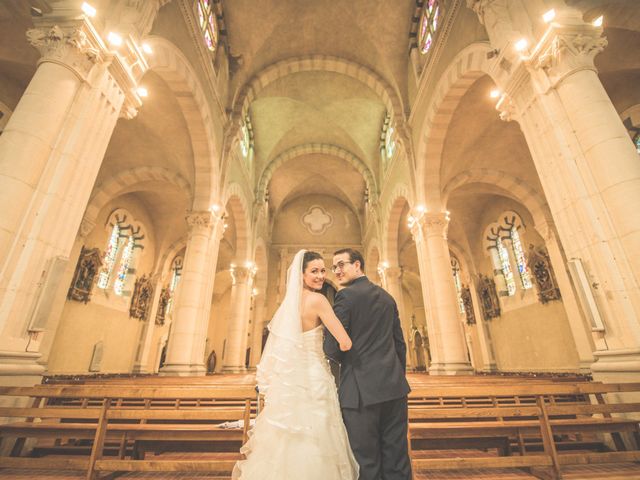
[380, 114, 396, 165]
[496, 238, 517, 296]
[166, 255, 184, 315]
[97, 209, 146, 296]
[419, 0, 440, 55]
[510, 225, 533, 289]
[97, 223, 122, 289]
[484, 211, 532, 298]
[196, 0, 218, 52]
[451, 257, 466, 314]
[634, 132, 640, 154]
[240, 124, 250, 158]
[114, 236, 135, 296]
[385, 124, 396, 160]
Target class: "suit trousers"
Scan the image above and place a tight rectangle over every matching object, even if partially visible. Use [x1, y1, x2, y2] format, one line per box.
[341, 396, 412, 480]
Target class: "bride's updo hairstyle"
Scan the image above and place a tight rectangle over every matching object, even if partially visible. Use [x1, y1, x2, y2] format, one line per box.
[302, 251, 323, 272]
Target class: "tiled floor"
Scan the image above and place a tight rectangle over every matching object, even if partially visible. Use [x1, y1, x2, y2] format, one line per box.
[1, 459, 640, 479]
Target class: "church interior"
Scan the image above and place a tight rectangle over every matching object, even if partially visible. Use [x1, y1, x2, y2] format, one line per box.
[1, 0, 640, 478]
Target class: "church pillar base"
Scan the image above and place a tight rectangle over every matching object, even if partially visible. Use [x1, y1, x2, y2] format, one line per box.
[0, 351, 45, 386]
[131, 364, 150, 375]
[479, 362, 498, 374]
[428, 362, 475, 375]
[221, 366, 248, 374]
[158, 363, 206, 377]
[591, 349, 640, 384]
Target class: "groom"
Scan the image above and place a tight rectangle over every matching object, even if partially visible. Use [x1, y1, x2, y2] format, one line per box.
[324, 248, 412, 480]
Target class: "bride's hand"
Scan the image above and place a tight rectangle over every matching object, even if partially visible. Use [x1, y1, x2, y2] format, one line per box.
[339, 339, 352, 351]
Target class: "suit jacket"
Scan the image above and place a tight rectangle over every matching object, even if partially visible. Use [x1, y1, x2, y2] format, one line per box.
[324, 276, 411, 409]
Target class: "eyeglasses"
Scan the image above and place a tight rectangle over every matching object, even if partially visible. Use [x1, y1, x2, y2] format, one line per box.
[331, 261, 353, 273]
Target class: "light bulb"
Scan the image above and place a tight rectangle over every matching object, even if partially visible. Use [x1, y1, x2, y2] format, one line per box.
[81, 2, 96, 17]
[514, 38, 529, 52]
[542, 9, 556, 23]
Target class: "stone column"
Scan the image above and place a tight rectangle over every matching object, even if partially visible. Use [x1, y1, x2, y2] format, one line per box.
[0, 16, 144, 379]
[161, 212, 218, 376]
[411, 212, 473, 374]
[472, 4, 640, 378]
[537, 222, 595, 373]
[468, 284, 498, 372]
[222, 265, 256, 373]
[132, 274, 164, 374]
[380, 265, 412, 370]
[249, 294, 267, 367]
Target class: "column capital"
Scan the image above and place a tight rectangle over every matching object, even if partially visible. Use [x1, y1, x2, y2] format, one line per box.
[495, 93, 518, 122]
[466, 0, 518, 48]
[230, 266, 255, 285]
[27, 21, 104, 79]
[185, 211, 215, 233]
[78, 216, 96, 238]
[383, 266, 403, 281]
[27, 13, 149, 119]
[415, 212, 451, 239]
[530, 19, 607, 87]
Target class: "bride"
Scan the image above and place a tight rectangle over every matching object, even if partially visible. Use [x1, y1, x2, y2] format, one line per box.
[232, 250, 359, 480]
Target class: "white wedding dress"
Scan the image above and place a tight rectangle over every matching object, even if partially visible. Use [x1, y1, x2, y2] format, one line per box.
[232, 251, 359, 480]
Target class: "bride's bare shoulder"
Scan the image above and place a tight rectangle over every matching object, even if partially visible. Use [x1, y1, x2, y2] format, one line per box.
[305, 291, 329, 307]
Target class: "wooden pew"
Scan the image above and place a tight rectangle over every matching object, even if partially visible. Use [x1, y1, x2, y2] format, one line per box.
[0, 384, 256, 478]
[408, 382, 640, 479]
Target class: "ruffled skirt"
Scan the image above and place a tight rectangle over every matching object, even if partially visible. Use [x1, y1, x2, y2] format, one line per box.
[232, 327, 358, 479]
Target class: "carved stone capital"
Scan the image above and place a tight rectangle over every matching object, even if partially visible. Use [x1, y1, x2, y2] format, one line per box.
[383, 266, 403, 281]
[466, 0, 516, 47]
[185, 211, 214, 232]
[495, 93, 517, 122]
[79, 217, 96, 238]
[531, 21, 607, 86]
[27, 23, 103, 79]
[230, 266, 254, 285]
[416, 212, 451, 239]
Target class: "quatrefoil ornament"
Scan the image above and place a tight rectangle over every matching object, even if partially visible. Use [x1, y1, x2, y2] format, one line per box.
[302, 205, 333, 235]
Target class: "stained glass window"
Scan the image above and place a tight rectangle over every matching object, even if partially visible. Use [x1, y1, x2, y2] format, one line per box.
[114, 236, 135, 296]
[196, 0, 218, 52]
[385, 124, 396, 159]
[419, 0, 440, 55]
[97, 224, 122, 289]
[240, 123, 250, 158]
[166, 256, 183, 315]
[497, 238, 516, 296]
[451, 258, 465, 314]
[510, 226, 533, 290]
[634, 133, 640, 154]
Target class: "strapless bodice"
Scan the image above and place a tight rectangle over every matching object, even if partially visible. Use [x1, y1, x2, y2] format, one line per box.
[302, 325, 324, 358]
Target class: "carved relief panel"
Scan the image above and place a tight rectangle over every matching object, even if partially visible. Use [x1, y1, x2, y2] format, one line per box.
[130, 274, 153, 320]
[477, 274, 501, 320]
[67, 247, 103, 303]
[527, 245, 561, 304]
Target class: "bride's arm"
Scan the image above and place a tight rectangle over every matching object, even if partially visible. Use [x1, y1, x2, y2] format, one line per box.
[314, 294, 352, 351]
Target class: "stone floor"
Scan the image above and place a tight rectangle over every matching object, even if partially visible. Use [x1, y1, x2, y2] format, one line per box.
[1, 459, 639, 479]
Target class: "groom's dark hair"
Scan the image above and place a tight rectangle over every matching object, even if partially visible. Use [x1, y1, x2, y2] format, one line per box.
[334, 248, 365, 273]
[302, 251, 323, 271]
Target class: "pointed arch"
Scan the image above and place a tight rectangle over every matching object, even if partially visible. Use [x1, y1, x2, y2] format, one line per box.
[144, 36, 221, 209]
[414, 42, 497, 209]
[84, 167, 191, 226]
[223, 183, 251, 262]
[257, 144, 377, 205]
[383, 183, 412, 266]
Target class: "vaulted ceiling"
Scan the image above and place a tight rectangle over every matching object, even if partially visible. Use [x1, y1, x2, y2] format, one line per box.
[223, 0, 415, 219]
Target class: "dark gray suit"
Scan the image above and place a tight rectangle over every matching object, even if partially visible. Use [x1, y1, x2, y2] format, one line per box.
[324, 276, 412, 480]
